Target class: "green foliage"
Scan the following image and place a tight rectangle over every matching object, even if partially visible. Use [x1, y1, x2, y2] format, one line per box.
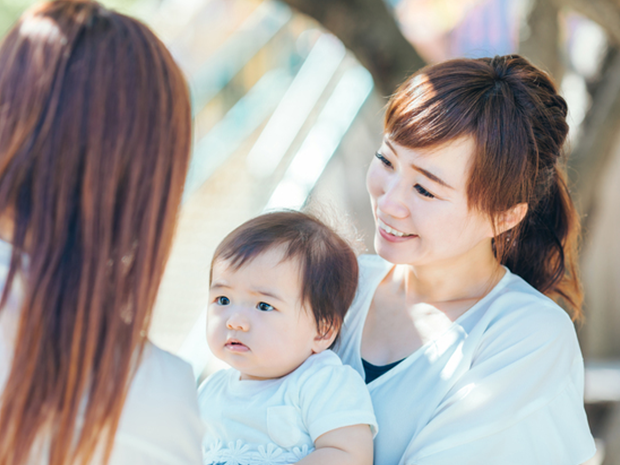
[0, 0, 151, 38]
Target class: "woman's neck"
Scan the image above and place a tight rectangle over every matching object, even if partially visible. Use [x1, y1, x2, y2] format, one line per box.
[393, 241, 504, 306]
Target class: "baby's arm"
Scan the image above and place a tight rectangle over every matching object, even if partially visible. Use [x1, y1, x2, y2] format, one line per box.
[295, 424, 373, 465]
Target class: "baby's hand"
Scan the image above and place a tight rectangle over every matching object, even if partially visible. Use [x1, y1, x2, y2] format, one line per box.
[294, 424, 373, 465]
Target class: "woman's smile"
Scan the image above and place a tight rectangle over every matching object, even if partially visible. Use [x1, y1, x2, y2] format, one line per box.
[377, 217, 417, 242]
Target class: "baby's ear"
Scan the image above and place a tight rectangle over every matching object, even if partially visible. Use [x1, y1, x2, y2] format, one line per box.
[311, 324, 338, 354]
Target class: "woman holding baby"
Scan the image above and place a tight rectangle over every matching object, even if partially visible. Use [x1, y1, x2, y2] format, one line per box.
[198, 55, 596, 465]
[335, 55, 597, 464]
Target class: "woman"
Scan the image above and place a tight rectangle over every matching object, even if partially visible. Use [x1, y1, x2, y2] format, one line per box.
[0, 1, 202, 464]
[336, 55, 596, 464]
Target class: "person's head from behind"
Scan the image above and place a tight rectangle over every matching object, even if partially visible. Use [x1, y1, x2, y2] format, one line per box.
[370, 55, 581, 317]
[207, 210, 358, 381]
[0, 1, 191, 464]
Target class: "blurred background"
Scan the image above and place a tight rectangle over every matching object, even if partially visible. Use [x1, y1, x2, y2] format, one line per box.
[1, 0, 619, 462]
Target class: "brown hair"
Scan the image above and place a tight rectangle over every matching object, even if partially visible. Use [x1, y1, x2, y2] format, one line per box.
[0, 1, 191, 464]
[385, 55, 582, 318]
[211, 210, 359, 344]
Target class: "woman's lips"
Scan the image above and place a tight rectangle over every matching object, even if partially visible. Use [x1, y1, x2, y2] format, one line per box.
[225, 339, 250, 352]
[378, 225, 417, 242]
[377, 219, 417, 243]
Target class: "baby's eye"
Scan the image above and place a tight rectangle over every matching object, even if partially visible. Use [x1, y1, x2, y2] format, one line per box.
[215, 296, 230, 306]
[375, 152, 392, 168]
[257, 302, 275, 312]
[414, 184, 435, 199]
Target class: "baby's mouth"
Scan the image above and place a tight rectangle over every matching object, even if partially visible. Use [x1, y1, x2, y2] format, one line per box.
[225, 339, 250, 352]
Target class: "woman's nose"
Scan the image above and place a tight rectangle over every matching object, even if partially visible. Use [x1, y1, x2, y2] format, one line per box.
[226, 311, 249, 331]
[377, 179, 409, 219]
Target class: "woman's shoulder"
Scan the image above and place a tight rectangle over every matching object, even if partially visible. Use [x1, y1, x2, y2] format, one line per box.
[125, 341, 200, 408]
[487, 270, 574, 328]
[473, 269, 580, 359]
[357, 253, 391, 270]
[113, 341, 204, 463]
[356, 254, 393, 287]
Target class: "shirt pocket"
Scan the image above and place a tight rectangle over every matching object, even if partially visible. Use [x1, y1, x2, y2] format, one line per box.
[267, 406, 302, 449]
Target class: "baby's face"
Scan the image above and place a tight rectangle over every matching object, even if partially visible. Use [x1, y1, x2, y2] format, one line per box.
[207, 246, 323, 380]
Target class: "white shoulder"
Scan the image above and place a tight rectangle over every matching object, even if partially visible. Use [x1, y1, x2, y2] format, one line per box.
[294, 351, 377, 440]
[481, 273, 577, 349]
[131, 342, 199, 400]
[111, 342, 204, 464]
[357, 254, 390, 276]
[197, 367, 232, 403]
[292, 351, 360, 390]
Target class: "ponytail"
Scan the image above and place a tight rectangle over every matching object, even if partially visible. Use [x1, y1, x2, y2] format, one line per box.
[500, 165, 582, 318]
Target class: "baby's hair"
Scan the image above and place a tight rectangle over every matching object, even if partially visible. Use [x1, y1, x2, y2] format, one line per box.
[210, 210, 359, 344]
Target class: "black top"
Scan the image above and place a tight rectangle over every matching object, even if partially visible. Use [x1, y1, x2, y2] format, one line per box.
[362, 357, 404, 384]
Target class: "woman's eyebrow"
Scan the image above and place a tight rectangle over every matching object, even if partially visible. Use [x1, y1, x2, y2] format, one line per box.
[384, 139, 454, 190]
[411, 163, 454, 189]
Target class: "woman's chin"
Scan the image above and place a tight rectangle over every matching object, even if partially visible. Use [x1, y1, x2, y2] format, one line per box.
[374, 235, 417, 265]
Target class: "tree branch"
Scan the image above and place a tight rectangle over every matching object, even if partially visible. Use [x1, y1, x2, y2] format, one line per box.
[551, 0, 620, 46]
[278, 0, 426, 97]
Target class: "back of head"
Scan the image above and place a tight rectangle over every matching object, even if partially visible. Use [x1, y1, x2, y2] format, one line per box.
[0, 1, 191, 464]
[212, 210, 359, 345]
[385, 55, 581, 317]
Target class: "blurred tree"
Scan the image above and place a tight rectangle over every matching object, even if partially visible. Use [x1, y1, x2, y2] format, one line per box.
[280, 0, 619, 224]
[281, 0, 620, 361]
[278, 0, 425, 97]
[0, 0, 148, 38]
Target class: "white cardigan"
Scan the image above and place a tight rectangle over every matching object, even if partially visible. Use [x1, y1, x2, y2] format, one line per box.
[336, 255, 596, 465]
[0, 240, 204, 464]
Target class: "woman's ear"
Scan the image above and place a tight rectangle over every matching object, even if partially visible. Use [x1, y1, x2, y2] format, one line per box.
[311, 325, 338, 354]
[497, 203, 528, 234]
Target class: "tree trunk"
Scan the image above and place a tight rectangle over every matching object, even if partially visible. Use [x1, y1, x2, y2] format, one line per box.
[519, 0, 563, 82]
[568, 47, 620, 234]
[278, 0, 426, 97]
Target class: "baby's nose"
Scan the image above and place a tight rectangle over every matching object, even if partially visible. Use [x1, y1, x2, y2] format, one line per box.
[226, 312, 249, 331]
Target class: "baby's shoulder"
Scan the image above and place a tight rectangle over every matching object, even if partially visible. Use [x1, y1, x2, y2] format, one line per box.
[291, 351, 365, 393]
[294, 350, 344, 377]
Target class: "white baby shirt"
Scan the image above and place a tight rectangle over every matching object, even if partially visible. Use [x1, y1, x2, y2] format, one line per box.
[335, 255, 596, 465]
[197, 350, 377, 465]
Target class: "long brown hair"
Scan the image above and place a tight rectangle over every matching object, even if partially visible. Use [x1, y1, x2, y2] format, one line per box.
[385, 55, 582, 318]
[0, 1, 192, 464]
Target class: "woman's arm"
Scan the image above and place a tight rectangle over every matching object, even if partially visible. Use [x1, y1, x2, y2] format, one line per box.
[295, 424, 373, 465]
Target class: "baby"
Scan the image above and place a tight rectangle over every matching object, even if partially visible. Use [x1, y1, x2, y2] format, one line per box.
[198, 210, 377, 465]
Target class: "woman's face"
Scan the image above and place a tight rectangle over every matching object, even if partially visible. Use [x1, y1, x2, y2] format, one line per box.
[366, 136, 495, 267]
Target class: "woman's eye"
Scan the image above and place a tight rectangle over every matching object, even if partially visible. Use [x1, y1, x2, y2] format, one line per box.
[216, 296, 230, 306]
[414, 184, 435, 199]
[375, 152, 392, 168]
[257, 302, 275, 312]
